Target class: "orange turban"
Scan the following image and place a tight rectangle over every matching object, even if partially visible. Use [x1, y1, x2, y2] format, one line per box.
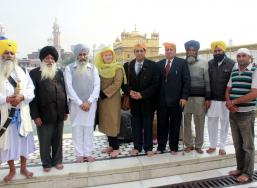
[134, 43, 146, 50]
[0, 39, 18, 55]
[211, 41, 226, 53]
[163, 42, 176, 50]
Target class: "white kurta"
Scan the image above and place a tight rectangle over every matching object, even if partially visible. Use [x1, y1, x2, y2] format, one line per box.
[0, 68, 35, 162]
[64, 63, 100, 127]
[64, 62, 100, 156]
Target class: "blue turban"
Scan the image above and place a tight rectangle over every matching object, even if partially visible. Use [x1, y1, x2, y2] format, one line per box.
[0, 36, 7, 40]
[71, 43, 90, 57]
[184, 40, 200, 51]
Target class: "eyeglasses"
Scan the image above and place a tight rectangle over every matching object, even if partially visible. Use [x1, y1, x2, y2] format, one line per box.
[237, 54, 247, 58]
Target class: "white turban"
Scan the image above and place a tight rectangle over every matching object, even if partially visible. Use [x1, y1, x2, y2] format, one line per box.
[71, 44, 90, 57]
[237, 48, 251, 56]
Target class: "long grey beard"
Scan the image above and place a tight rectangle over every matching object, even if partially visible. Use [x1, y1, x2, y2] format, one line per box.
[0, 59, 16, 78]
[75, 61, 87, 75]
[40, 62, 57, 80]
[187, 56, 197, 64]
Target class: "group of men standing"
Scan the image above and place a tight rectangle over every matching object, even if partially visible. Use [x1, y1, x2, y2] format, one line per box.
[0, 36, 256, 184]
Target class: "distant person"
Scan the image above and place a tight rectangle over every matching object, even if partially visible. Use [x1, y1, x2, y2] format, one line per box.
[64, 44, 100, 162]
[183, 40, 210, 154]
[226, 48, 257, 183]
[0, 38, 35, 182]
[29, 46, 69, 172]
[95, 47, 126, 158]
[156, 42, 190, 155]
[207, 41, 235, 155]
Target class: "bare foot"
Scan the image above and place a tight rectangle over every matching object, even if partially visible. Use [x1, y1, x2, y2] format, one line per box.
[20, 169, 33, 179]
[171, 151, 178, 155]
[219, 149, 226, 155]
[146, 151, 154, 157]
[75, 156, 84, 163]
[101, 147, 113, 154]
[236, 174, 250, 183]
[130, 149, 139, 156]
[229, 170, 241, 177]
[55, 164, 64, 170]
[43, 168, 51, 172]
[110, 150, 120, 158]
[206, 147, 216, 154]
[3, 170, 16, 183]
[86, 156, 96, 162]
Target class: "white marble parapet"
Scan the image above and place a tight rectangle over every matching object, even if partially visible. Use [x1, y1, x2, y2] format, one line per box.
[1, 145, 257, 188]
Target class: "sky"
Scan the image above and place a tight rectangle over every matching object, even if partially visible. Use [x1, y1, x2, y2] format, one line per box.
[1, 0, 257, 58]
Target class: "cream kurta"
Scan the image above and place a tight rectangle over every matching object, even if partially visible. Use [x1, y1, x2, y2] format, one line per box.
[98, 68, 123, 137]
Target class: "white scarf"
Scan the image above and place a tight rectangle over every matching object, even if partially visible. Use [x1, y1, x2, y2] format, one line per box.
[0, 65, 33, 150]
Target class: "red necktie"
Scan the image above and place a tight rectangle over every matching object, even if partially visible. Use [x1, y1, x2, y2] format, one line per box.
[164, 60, 171, 80]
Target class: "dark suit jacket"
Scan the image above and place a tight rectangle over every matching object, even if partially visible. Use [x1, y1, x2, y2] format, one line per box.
[157, 57, 191, 107]
[125, 59, 160, 116]
[29, 67, 69, 124]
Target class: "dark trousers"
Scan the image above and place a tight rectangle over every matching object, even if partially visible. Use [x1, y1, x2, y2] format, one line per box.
[230, 111, 256, 178]
[37, 121, 64, 168]
[157, 106, 182, 152]
[108, 136, 119, 150]
[131, 114, 153, 152]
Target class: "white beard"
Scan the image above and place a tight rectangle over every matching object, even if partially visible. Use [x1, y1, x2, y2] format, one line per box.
[40, 62, 57, 80]
[0, 59, 17, 79]
[75, 61, 87, 75]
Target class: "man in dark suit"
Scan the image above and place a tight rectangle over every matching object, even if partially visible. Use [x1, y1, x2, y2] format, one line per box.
[156, 42, 191, 155]
[127, 43, 160, 157]
[29, 46, 69, 172]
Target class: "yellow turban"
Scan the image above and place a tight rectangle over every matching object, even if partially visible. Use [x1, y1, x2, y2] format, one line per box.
[211, 41, 226, 53]
[0, 39, 18, 55]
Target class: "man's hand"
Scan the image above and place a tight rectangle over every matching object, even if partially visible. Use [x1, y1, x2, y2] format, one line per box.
[9, 94, 24, 106]
[34, 118, 43, 127]
[179, 99, 187, 107]
[64, 114, 68, 121]
[205, 100, 211, 110]
[80, 101, 91, 112]
[226, 100, 238, 113]
[130, 90, 142, 100]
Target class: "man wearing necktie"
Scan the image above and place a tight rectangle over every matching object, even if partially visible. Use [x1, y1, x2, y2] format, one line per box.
[126, 43, 160, 157]
[156, 42, 191, 155]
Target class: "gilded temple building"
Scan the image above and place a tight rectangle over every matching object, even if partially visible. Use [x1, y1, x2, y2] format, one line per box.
[113, 26, 159, 63]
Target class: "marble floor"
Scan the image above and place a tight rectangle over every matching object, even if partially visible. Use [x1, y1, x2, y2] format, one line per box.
[0, 119, 256, 169]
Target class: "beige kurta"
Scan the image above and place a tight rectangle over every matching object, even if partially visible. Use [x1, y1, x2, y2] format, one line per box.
[98, 68, 124, 137]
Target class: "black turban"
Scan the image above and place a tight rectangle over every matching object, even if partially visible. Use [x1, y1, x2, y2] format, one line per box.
[39, 46, 59, 62]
